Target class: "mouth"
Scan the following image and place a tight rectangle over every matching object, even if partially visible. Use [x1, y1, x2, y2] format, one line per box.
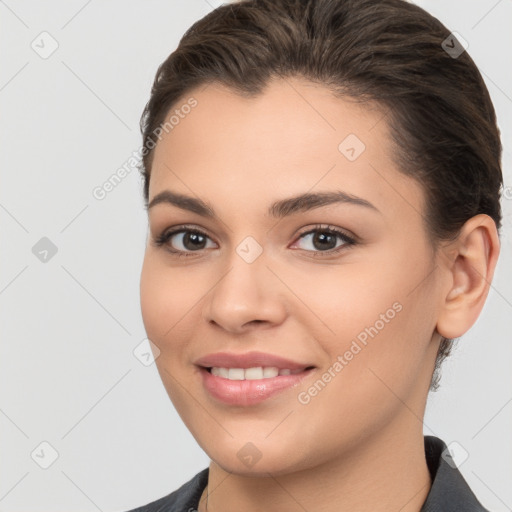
[195, 352, 316, 406]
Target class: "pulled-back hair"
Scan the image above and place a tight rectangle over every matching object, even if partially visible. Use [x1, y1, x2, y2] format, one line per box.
[138, 0, 503, 391]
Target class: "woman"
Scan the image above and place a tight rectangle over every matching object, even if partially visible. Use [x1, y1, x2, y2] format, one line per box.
[128, 0, 503, 510]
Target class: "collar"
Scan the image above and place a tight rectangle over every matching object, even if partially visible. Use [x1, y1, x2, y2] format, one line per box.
[421, 435, 489, 511]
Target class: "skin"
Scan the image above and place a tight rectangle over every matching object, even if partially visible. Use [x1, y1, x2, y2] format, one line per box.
[139, 77, 500, 512]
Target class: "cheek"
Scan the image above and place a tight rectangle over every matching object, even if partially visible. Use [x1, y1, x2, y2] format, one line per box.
[139, 255, 201, 345]
[292, 251, 436, 388]
[139, 256, 202, 412]
[283, 260, 404, 345]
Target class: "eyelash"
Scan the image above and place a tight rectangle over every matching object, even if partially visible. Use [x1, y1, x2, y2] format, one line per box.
[152, 224, 357, 259]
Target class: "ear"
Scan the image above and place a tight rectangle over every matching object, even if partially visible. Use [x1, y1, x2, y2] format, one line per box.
[436, 214, 500, 339]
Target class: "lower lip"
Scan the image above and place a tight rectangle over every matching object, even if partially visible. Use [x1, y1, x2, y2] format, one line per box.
[199, 367, 315, 406]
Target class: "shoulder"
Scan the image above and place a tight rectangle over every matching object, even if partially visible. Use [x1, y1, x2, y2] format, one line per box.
[422, 436, 491, 512]
[124, 468, 209, 512]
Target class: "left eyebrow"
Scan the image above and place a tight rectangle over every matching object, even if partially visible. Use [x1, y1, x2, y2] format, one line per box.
[147, 190, 380, 218]
[268, 190, 380, 217]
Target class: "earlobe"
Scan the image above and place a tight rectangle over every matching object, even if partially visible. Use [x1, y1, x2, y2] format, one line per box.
[436, 214, 500, 340]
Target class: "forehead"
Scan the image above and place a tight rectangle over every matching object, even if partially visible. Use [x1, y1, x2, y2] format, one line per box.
[149, 77, 424, 220]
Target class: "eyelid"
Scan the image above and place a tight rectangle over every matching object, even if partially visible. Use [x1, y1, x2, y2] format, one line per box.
[293, 224, 357, 243]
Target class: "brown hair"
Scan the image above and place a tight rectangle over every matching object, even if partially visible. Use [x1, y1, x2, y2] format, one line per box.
[138, 0, 503, 391]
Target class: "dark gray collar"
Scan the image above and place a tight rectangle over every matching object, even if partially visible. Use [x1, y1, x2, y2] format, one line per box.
[421, 435, 489, 511]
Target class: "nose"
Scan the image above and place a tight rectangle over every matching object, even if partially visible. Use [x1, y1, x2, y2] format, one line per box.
[202, 249, 288, 334]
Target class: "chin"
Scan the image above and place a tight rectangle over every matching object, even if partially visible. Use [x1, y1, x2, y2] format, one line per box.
[197, 435, 310, 477]
[212, 455, 300, 477]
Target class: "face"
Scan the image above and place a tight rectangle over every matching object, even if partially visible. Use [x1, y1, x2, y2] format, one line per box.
[140, 77, 444, 476]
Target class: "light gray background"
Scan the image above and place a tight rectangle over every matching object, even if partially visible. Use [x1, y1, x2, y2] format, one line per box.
[1, 1, 511, 511]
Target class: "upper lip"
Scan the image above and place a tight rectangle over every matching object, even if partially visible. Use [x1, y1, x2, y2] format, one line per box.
[195, 351, 314, 371]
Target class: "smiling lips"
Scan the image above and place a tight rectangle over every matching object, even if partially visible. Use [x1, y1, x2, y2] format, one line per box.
[195, 351, 315, 406]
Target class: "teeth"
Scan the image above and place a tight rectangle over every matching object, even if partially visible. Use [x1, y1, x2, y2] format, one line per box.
[211, 367, 229, 378]
[228, 368, 245, 380]
[209, 366, 303, 380]
[245, 367, 263, 380]
[263, 366, 279, 378]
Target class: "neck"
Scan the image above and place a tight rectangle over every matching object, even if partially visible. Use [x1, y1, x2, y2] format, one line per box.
[199, 420, 432, 512]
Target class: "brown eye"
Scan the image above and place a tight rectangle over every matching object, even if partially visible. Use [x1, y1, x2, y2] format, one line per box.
[292, 225, 356, 256]
[172, 231, 209, 251]
[154, 227, 216, 256]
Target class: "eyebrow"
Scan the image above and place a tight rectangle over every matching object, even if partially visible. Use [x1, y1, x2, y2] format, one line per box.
[147, 189, 379, 218]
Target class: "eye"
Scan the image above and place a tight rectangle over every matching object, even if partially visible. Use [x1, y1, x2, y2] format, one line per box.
[152, 223, 356, 258]
[153, 226, 216, 257]
[291, 224, 356, 256]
